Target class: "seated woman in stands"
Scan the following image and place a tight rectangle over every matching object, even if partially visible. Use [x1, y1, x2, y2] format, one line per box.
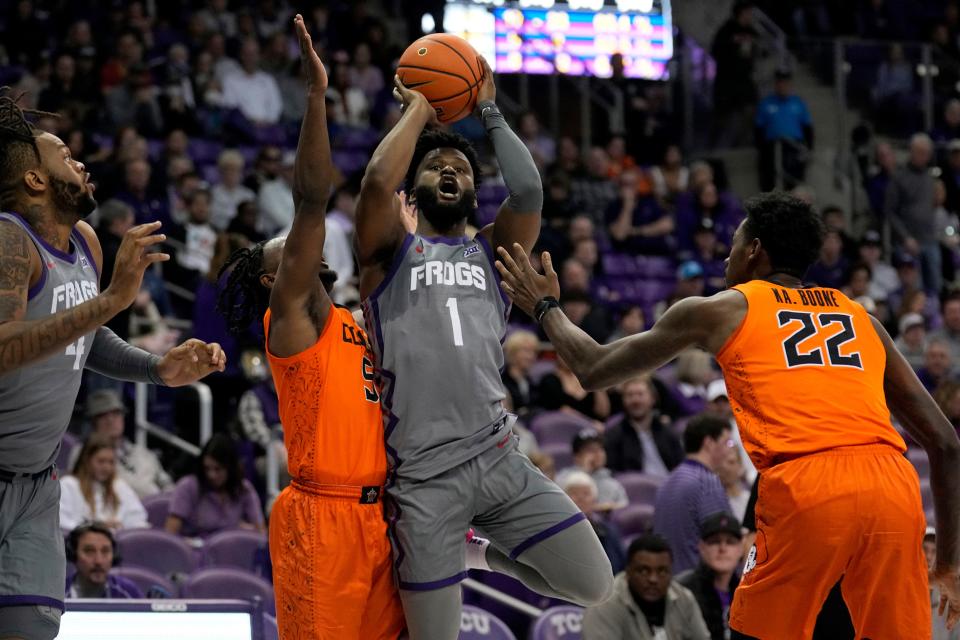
[165, 433, 265, 537]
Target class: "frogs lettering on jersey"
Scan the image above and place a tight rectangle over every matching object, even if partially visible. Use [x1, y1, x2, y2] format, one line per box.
[410, 261, 487, 292]
[50, 280, 99, 313]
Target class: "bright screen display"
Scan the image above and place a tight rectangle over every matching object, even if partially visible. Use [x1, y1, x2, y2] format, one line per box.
[443, 0, 673, 79]
[56, 610, 253, 640]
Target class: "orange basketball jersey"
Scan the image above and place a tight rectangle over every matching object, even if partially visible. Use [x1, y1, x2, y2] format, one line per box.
[264, 306, 386, 487]
[715, 280, 905, 472]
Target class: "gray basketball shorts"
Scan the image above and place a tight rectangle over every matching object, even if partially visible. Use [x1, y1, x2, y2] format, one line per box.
[0, 467, 66, 614]
[385, 436, 585, 590]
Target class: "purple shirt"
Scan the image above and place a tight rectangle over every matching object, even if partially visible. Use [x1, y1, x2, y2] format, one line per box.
[652, 459, 731, 574]
[168, 475, 264, 537]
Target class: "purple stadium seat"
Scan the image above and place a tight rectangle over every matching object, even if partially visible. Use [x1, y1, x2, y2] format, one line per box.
[141, 492, 171, 529]
[459, 605, 517, 640]
[204, 529, 268, 573]
[530, 606, 584, 640]
[610, 503, 656, 536]
[262, 613, 279, 640]
[614, 473, 664, 505]
[187, 139, 223, 166]
[642, 256, 677, 280]
[115, 529, 196, 579]
[112, 566, 176, 598]
[540, 442, 573, 471]
[56, 432, 79, 473]
[181, 567, 275, 616]
[201, 164, 220, 185]
[528, 360, 557, 385]
[530, 411, 594, 448]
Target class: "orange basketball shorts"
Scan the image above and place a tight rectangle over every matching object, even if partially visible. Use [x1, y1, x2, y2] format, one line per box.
[269, 482, 405, 640]
[730, 444, 929, 640]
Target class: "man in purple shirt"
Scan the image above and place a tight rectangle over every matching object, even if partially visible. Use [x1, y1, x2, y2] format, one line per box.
[65, 522, 144, 599]
[652, 415, 733, 573]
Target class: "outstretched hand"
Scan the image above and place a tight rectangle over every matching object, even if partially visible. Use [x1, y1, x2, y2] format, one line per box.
[294, 13, 327, 93]
[495, 243, 561, 317]
[476, 55, 496, 105]
[393, 75, 440, 126]
[156, 338, 226, 387]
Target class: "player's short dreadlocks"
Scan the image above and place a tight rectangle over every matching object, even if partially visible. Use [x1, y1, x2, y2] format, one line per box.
[0, 87, 59, 210]
[216, 241, 271, 336]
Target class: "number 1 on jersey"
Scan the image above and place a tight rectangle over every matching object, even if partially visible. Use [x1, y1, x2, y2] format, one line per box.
[446, 297, 464, 347]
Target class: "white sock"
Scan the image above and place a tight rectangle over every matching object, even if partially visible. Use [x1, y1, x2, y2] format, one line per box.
[465, 529, 491, 571]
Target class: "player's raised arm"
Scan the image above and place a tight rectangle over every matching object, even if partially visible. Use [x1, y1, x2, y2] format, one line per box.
[871, 315, 960, 626]
[495, 243, 727, 390]
[267, 14, 334, 356]
[356, 78, 438, 289]
[474, 57, 543, 255]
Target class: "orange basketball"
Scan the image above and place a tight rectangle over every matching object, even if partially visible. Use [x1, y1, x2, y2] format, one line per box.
[397, 33, 484, 124]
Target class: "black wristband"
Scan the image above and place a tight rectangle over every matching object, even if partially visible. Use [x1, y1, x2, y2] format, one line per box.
[534, 296, 560, 325]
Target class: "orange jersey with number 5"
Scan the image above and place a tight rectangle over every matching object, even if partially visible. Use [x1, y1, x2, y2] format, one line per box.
[715, 280, 905, 472]
[264, 306, 386, 486]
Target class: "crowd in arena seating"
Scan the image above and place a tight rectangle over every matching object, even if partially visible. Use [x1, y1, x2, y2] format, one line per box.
[5, 0, 960, 637]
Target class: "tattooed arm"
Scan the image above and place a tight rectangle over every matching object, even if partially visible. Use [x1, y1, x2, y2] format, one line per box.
[0, 220, 168, 376]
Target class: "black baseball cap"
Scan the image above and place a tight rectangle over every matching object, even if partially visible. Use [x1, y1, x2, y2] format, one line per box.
[861, 230, 882, 247]
[700, 511, 743, 540]
[572, 428, 604, 454]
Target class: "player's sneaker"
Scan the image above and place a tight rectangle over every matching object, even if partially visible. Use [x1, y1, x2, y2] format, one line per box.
[465, 528, 491, 571]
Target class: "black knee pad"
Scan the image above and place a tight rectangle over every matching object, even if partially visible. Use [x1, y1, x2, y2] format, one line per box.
[0, 604, 62, 640]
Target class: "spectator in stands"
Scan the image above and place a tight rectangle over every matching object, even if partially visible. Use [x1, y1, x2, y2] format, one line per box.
[541, 173, 579, 237]
[168, 188, 217, 294]
[105, 62, 165, 137]
[518, 110, 556, 170]
[821, 205, 858, 262]
[607, 168, 673, 255]
[668, 349, 714, 417]
[501, 330, 540, 419]
[871, 44, 915, 130]
[866, 141, 897, 216]
[806, 230, 850, 289]
[325, 186, 358, 305]
[165, 433, 265, 537]
[582, 533, 710, 640]
[935, 381, 960, 433]
[653, 415, 732, 574]
[934, 100, 960, 148]
[561, 471, 626, 575]
[257, 150, 295, 236]
[859, 230, 899, 302]
[237, 369, 288, 490]
[942, 141, 960, 214]
[605, 135, 637, 180]
[675, 182, 742, 253]
[676, 512, 743, 640]
[101, 30, 146, 91]
[711, 1, 759, 148]
[857, 0, 900, 39]
[557, 429, 628, 512]
[717, 448, 750, 523]
[560, 289, 612, 342]
[649, 144, 689, 210]
[115, 158, 169, 226]
[327, 61, 370, 129]
[654, 262, 706, 322]
[38, 53, 95, 123]
[210, 149, 256, 230]
[222, 37, 283, 130]
[92, 200, 136, 349]
[897, 312, 929, 370]
[605, 376, 683, 476]
[572, 237, 600, 278]
[244, 145, 283, 194]
[539, 355, 611, 423]
[918, 338, 954, 392]
[932, 293, 960, 363]
[548, 135, 585, 180]
[229, 200, 265, 244]
[704, 379, 756, 484]
[65, 523, 143, 599]
[349, 42, 384, 101]
[607, 305, 646, 342]
[60, 434, 149, 532]
[686, 223, 728, 295]
[571, 147, 619, 226]
[197, 0, 237, 39]
[885, 133, 940, 294]
[78, 390, 172, 499]
[755, 68, 813, 191]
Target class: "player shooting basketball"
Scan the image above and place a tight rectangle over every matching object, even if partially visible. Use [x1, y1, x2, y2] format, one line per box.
[496, 191, 960, 638]
[354, 58, 613, 638]
[0, 92, 224, 638]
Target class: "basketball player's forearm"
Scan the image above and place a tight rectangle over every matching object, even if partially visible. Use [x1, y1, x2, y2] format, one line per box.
[479, 101, 543, 213]
[930, 449, 960, 570]
[292, 92, 332, 211]
[0, 292, 124, 375]
[540, 309, 609, 388]
[85, 326, 164, 384]
[364, 101, 432, 191]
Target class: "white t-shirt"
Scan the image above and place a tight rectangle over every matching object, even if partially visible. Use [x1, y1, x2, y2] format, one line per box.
[59, 475, 149, 531]
[222, 70, 283, 124]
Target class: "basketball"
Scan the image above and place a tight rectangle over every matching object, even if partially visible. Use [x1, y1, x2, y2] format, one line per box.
[397, 33, 484, 124]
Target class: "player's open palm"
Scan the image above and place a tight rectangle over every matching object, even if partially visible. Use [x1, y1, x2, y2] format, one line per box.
[932, 568, 960, 630]
[105, 221, 169, 310]
[293, 13, 326, 93]
[495, 243, 560, 317]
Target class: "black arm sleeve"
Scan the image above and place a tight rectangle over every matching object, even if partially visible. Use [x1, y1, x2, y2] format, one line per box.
[479, 100, 544, 213]
[85, 326, 166, 385]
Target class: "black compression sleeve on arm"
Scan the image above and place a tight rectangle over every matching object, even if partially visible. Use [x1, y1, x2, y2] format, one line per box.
[478, 100, 544, 213]
[85, 326, 166, 385]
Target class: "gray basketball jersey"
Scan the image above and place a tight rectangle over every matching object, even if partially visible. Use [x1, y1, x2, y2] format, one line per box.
[0, 213, 99, 473]
[363, 233, 511, 481]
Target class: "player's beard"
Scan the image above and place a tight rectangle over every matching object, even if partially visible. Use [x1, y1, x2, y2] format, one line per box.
[414, 184, 476, 234]
[50, 175, 97, 222]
